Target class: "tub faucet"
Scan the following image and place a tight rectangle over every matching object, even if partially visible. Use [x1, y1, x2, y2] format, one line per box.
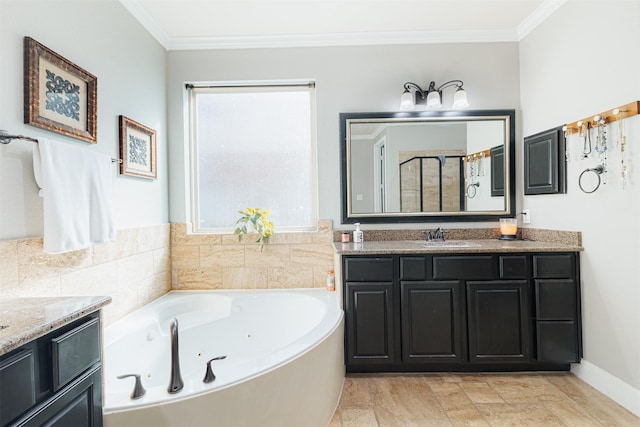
[167, 317, 184, 394]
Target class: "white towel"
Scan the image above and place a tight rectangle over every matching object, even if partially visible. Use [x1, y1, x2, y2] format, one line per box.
[33, 138, 115, 254]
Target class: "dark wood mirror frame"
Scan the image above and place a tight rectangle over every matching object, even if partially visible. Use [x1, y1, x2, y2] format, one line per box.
[340, 109, 516, 224]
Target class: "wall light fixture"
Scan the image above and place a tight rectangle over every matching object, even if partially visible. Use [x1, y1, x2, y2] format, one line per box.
[400, 80, 469, 110]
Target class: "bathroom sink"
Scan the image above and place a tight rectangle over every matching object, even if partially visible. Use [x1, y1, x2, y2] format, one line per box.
[414, 240, 480, 248]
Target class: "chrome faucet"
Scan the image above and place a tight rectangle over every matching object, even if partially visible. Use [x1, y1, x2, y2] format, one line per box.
[423, 227, 447, 241]
[167, 318, 184, 394]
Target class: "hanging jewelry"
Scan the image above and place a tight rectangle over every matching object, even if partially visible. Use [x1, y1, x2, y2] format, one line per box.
[615, 109, 628, 189]
[563, 126, 573, 162]
[479, 152, 485, 176]
[579, 121, 591, 159]
[594, 116, 607, 184]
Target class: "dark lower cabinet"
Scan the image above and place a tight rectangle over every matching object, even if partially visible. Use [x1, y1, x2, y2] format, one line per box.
[343, 252, 581, 372]
[345, 282, 397, 366]
[467, 281, 530, 363]
[400, 281, 464, 363]
[0, 313, 103, 427]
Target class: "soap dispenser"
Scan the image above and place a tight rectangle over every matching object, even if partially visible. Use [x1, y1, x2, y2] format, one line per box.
[353, 223, 363, 243]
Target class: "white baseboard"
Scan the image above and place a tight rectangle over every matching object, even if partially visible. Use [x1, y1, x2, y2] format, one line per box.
[571, 360, 640, 417]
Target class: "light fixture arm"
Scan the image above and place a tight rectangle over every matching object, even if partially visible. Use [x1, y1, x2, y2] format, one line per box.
[403, 82, 426, 100]
[436, 79, 464, 92]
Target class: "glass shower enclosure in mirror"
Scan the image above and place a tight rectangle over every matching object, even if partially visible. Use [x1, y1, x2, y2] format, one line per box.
[340, 110, 515, 223]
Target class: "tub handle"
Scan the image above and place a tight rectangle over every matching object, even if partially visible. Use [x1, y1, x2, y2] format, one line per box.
[203, 355, 227, 383]
[117, 374, 146, 400]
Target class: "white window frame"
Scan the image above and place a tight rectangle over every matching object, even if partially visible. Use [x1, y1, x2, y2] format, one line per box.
[187, 81, 318, 234]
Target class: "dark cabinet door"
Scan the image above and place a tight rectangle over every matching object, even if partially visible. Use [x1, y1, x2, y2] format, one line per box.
[467, 281, 530, 363]
[401, 281, 465, 363]
[345, 282, 397, 367]
[15, 365, 102, 427]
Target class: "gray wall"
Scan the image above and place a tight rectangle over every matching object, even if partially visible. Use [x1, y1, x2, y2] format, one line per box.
[520, 0, 640, 410]
[0, 0, 168, 240]
[166, 43, 521, 228]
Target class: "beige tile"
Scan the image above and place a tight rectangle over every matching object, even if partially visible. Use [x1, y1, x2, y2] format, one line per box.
[115, 228, 139, 257]
[171, 245, 200, 268]
[430, 382, 473, 412]
[244, 245, 290, 267]
[290, 243, 333, 266]
[267, 266, 314, 288]
[544, 373, 640, 426]
[176, 267, 223, 290]
[200, 245, 245, 268]
[171, 223, 222, 246]
[459, 382, 504, 404]
[327, 409, 342, 427]
[268, 232, 314, 245]
[369, 376, 450, 427]
[102, 285, 138, 326]
[339, 407, 378, 427]
[17, 238, 93, 281]
[446, 406, 491, 427]
[2, 276, 61, 297]
[0, 240, 18, 289]
[117, 253, 154, 289]
[222, 267, 267, 289]
[137, 271, 171, 306]
[485, 374, 567, 403]
[339, 377, 372, 408]
[137, 224, 170, 252]
[543, 401, 601, 426]
[60, 261, 118, 296]
[152, 247, 170, 274]
[476, 403, 565, 426]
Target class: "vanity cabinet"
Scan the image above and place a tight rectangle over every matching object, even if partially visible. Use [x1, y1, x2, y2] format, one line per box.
[0, 312, 103, 427]
[342, 252, 581, 372]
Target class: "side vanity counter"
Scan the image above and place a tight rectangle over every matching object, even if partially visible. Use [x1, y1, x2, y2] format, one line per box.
[332, 234, 583, 374]
[0, 296, 111, 427]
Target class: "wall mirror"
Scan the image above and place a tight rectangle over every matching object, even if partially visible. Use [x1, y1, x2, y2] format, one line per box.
[340, 109, 515, 223]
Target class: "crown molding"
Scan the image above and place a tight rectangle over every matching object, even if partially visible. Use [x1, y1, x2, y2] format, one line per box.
[517, 0, 568, 40]
[120, 0, 564, 51]
[163, 29, 518, 51]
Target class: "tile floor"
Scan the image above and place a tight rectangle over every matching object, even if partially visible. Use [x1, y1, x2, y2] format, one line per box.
[329, 372, 640, 426]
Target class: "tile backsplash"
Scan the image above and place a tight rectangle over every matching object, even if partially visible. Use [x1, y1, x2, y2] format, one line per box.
[0, 224, 170, 325]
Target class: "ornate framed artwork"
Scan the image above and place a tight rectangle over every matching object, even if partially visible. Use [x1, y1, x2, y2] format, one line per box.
[118, 115, 157, 179]
[23, 37, 98, 143]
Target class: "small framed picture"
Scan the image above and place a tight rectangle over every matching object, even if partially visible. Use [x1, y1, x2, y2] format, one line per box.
[119, 115, 157, 179]
[23, 37, 98, 143]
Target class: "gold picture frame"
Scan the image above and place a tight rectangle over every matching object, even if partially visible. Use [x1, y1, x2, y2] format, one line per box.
[23, 37, 98, 143]
[119, 115, 157, 179]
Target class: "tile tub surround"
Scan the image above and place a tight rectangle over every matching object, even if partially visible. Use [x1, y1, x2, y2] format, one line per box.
[170, 221, 335, 289]
[330, 373, 640, 426]
[0, 224, 170, 326]
[0, 295, 111, 356]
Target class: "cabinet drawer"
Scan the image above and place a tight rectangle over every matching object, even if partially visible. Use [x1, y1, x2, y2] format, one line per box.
[433, 256, 494, 280]
[535, 279, 576, 320]
[344, 257, 394, 282]
[499, 255, 528, 279]
[533, 254, 575, 278]
[400, 256, 429, 280]
[0, 349, 36, 426]
[52, 317, 101, 391]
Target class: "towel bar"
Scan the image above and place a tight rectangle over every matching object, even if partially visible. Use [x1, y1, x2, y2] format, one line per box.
[0, 129, 123, 163]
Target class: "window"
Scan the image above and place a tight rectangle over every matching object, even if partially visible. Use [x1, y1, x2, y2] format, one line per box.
[188, 83, 317, 233]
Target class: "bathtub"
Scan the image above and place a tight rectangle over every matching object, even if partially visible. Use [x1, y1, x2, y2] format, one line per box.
[103, 289, 345, 427]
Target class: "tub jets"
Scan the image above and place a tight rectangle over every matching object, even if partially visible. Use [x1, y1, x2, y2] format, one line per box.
[168, 318, 184, 394]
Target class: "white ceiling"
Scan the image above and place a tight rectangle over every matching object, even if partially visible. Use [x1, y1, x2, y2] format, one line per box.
[119, 0, 567, 50]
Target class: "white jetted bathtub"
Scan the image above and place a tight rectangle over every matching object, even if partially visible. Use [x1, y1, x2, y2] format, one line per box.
[103, 289, 345, 427]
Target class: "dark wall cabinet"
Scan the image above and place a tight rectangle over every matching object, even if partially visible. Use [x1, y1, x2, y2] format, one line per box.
[343, 252, 581, 372]
[0, 313, 103, 427]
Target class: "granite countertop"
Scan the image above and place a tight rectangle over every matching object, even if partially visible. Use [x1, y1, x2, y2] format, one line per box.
[333, 238, 584, 255]
[0, 296, 111, 356]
